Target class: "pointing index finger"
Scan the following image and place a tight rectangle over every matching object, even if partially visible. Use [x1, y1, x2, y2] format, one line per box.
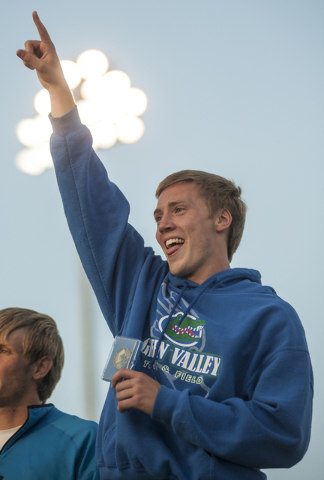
[32, 11, 52, 44]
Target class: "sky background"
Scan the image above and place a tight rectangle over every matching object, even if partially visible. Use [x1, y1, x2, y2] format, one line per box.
[0, 1, 323, 478]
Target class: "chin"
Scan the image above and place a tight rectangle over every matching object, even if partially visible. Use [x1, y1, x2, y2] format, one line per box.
[168, 263, 181, 277]
[168, 262, 190, 279]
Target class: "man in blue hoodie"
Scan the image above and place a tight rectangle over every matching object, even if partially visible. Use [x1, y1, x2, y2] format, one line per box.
[16, 12, 313, 480]
[0, 307, 99, 480]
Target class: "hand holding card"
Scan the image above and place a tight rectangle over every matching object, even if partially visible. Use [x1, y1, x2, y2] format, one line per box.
[101, 336, 142, 382]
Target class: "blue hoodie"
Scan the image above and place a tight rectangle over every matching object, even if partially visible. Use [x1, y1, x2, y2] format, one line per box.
[50, 107, 313, 480]
[0, 404, 99, 479]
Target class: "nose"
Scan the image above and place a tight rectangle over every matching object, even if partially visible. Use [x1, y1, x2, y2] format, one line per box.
[157, 213, 174, 233]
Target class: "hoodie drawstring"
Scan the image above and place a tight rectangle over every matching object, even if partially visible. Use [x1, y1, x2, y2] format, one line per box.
[149, 282, 188, 375]
[149, 276, 217, 379]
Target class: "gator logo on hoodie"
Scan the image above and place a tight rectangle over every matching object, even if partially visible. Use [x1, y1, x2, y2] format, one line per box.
[159, 312, 205, 348]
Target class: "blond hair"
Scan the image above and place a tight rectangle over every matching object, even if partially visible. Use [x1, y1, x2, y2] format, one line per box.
[156, 170, 247, 262]
[0, 308, 64, 403]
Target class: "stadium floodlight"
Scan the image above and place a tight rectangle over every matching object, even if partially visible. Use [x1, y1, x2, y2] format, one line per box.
[60, 60, 82, 89]
[116, 116, 145, 144]
[34, 89, 51, 116]
[76, 49, 109, 79]
[15, 50, 148, 175]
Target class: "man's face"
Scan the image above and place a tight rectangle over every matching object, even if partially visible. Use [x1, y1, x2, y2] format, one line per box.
[0, 328, 35, 408]
[155, 182, 221, 284]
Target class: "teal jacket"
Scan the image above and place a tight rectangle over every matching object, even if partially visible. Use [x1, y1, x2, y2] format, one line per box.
[0, 404, 99, 480]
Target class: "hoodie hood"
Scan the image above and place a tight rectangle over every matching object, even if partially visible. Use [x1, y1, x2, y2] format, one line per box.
[169, 267, 263, 290]
[149, 268, 269, 372]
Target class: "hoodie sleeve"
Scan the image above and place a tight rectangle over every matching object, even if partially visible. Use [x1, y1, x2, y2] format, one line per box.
[152, 347, 313, 469]
[49, 107, 160, 335]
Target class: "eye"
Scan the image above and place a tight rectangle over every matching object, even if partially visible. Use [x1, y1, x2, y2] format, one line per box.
[155, 215, 162, 223]
[175, 207, 184, 213]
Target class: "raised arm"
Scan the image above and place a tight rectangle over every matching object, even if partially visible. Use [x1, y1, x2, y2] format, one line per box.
[16, 11, 75, 117]
[17, 14, 166, 335]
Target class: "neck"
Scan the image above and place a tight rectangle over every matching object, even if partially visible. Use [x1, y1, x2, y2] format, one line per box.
[187, 254, 231, 285]
[0, 393, 41, 430]
[0, 405, 30, 430]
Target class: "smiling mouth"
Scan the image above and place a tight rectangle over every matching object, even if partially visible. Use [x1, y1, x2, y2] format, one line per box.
[165, 238, 185, 257]
[165, 238, 184, 250]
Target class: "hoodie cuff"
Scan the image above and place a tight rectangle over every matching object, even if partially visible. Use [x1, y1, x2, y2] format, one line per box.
[151, 385, 180, 425]
[49, 106, 82, 137]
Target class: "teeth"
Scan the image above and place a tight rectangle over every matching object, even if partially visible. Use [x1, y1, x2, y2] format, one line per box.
[166, 238, 184, 249]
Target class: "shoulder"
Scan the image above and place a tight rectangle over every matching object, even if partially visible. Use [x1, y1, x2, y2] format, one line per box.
[250, 292, 309, 353]
[43, 407, 98, 446]
[234, 272, 302, 326]
[228, 271, 308, 350]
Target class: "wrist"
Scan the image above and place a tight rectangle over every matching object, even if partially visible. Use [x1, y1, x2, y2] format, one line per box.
[49, 83, 76, 118]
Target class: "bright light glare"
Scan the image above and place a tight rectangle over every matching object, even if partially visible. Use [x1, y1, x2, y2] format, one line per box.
[80, 78, 102, 102]
[16, 116, 51, 147]
[116, 116, 145, 144]
[101, 71, 131, 95]
[16, 119, 38, 147]
[76, 50, 109, 79]
[125, 88, 148, 116]
[76, 100, 100, 125]
[89, 122, 117, 150]
[61, 60, 81, 89]
[34, 89, 51, 116]
[16, 143, 53, 176]
[99, 93, 127, 124]
[16, 49, 147, 175]
[34, 116, 52, 143]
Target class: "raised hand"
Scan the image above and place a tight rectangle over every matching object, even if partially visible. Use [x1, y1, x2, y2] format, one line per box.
[112, 369, 161, 415]
[17, 11, 65, 90]
[16, 11, 75, 117]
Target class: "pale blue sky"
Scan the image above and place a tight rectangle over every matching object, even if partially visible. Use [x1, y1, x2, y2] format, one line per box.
[0, 1, 323, 478]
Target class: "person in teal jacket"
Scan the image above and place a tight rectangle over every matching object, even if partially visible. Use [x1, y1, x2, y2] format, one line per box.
[16, 12, 313, 480]
[0, 307, 99, 480]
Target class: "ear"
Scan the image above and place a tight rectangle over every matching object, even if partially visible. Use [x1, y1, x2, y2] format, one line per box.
[32, 356, 53, 381]
[214, 208, 232, 232]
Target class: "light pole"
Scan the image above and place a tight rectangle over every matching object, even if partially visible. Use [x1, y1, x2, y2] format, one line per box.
[77, 255, 97, 421]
